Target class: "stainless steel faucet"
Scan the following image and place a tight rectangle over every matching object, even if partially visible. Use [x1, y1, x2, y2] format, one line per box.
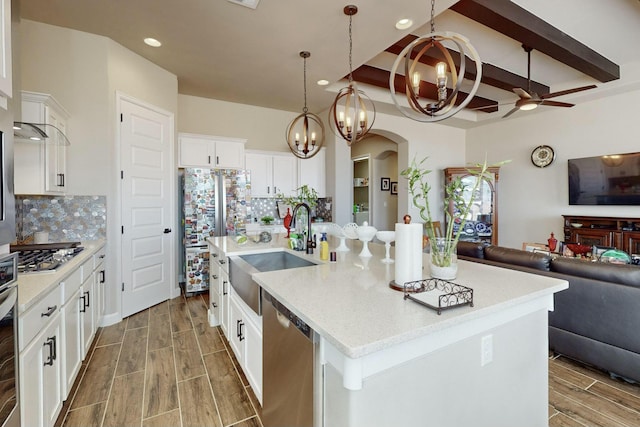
[291, 202, 316, 254]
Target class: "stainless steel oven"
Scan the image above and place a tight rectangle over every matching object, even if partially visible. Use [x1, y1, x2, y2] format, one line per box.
[0, 252, 18, 427]
[0, 130, 16, 246]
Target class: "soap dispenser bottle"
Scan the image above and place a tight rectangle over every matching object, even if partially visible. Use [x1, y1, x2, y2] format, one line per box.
[320, 232, 329, 261]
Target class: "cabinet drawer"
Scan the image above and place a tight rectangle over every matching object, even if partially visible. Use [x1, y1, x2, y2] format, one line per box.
[61, 267, 82, 304]
[19, 284, 62, 351]
[80, 257, 94, 283]
[93, 246, 106, 269]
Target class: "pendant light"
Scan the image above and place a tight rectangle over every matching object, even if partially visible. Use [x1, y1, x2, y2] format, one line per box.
[389, 0, 482, 122]
[329, 5, 376, 146]
[287, 51, 325, 159]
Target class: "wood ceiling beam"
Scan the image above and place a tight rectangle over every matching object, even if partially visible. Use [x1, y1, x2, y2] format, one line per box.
[386, 34, 550, 95]
[451, 0, 619, 83]
[351, 65, 498, 113]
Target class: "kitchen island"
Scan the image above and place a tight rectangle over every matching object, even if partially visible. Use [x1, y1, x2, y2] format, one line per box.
[209, 235, 568, 427]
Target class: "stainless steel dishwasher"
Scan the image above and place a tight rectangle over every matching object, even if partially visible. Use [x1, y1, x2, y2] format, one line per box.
[262, 290, 320, 427]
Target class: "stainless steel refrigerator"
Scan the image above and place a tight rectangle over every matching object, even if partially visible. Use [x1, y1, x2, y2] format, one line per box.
[180, 168, 251, 295]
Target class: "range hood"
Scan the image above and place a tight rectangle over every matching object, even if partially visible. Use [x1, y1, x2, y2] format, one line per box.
[13, 122, 71, 146]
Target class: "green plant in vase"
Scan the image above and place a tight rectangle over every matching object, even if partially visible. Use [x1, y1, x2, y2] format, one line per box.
[401, 156, 508, 279]
[277, 184, 319, 209]
[277, 184, 319, 234]
[261, 215, 274, 225]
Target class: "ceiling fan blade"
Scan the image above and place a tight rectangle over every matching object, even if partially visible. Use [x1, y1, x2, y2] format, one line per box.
[540, 85, 597, 99]
[513, 88, 532, 99]
[539, 100, 574, 108]
[502, 106, 520, 118]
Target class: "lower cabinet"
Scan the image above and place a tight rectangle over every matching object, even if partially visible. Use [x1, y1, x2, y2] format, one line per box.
[228, 291, 263, 404]
[61, 286, 82, 398]
[20, 310, 62, 427]
[81, 272, 96, 356]
[19, 243, 106, 427]
[220, 270, 231, 337]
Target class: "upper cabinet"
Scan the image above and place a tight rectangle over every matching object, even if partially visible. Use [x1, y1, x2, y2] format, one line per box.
[444, 166, 500, 246]
[298, 148, 326, 198]
[0, 0, 12, 107]
[245, 151, 298, 197]
[15, 92, 70, 195]
[178, 133, 245, 169]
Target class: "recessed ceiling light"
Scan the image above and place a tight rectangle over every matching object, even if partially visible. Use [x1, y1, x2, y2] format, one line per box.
[395, 18, 413, 30]
[317, 79, 329, 86]
[144, 37, 162, 47]
[227, 0, 260, 9]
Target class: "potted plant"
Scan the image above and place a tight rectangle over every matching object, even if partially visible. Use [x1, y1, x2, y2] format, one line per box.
[277, 184, 319, 210]
[261, 215, 274, 225]
[401, 156, 508, 280]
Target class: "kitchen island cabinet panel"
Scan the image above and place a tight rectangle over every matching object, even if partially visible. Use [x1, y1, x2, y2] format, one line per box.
[208, 235, 566, 426]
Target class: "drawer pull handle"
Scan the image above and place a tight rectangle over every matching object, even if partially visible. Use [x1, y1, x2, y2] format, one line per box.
[212, 302, 218, 308]
[41, 306, 57, 317]
[219, 259, 226, 265]
[43, 336, 56, 366]
[212, 274, 218, 280]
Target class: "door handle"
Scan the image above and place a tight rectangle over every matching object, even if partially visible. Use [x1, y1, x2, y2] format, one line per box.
[80, 294, 87, 312]
[43, 337, 55, 366]
[164, 228, 172, 234]
[222, 281, 228, 295]
[84, 290, 90, 308]
[100, 270, 106, 283]
[239, 322, 245, 341]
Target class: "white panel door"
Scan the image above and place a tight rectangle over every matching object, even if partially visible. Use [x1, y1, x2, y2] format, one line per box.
[120, 97, 174, 317]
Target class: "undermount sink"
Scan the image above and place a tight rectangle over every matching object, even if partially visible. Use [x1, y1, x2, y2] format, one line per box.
[239, 251, 317, 272]
[229, 251, 317, 315]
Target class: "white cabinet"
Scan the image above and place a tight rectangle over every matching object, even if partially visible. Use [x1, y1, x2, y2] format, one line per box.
[14, 91, 70, 195]
[0, 0, 12, 105]
[94, 247, 107, 326]
[228, 291, 262, 404]
[19, 286, 63, 427]
[245, 151, 298, 197]
[60, 268, 83, 398]
[298, 147, 326, 197]
[179, 133, 245, 169]
[208, 245, 222, 326]
[80, 258, 96, 356]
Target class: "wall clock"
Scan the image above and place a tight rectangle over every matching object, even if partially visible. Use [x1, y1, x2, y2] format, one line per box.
[531, 145, 555, 168]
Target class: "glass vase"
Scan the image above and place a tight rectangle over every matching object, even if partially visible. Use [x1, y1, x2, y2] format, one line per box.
[429, 238, 458, 280]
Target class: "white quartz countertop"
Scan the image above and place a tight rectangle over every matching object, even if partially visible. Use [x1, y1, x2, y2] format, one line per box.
[17, 240, 106, 313]
[208, 235, 568, 359]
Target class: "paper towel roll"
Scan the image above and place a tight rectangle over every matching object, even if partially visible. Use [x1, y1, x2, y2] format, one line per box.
[394, 223, 423, 287]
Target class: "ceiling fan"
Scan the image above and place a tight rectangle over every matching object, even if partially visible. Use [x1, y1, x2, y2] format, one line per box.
[502, 46, 597, 118]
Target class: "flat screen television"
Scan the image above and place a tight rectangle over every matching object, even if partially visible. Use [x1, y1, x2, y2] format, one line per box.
[568, 152, 640, 205]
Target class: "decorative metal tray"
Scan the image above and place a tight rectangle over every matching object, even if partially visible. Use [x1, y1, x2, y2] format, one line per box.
[403, 278, 474, 315]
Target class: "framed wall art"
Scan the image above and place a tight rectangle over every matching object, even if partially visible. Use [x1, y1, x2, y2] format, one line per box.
[391, 182, 398, 195]
[381, 177, 390, 191]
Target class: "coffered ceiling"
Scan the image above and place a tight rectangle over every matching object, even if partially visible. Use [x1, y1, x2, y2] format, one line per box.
[19, 0, 640, 128]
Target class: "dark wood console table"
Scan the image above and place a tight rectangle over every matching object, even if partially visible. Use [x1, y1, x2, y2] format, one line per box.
[562, 215, 640, 255]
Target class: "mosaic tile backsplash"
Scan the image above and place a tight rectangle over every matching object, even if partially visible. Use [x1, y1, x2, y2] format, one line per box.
[251, 197, 332, 224]
[16, 195, 107, 242]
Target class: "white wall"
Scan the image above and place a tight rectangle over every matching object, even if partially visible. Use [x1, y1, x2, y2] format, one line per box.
[21, 20, 110, 196]
[178, 94, 297, 152]
[329, 111, 466, 226]
[21, 20, 178, 323]
[466, 89, 640, 249]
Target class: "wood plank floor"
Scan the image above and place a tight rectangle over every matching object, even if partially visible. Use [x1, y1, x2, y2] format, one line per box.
[55, 293, 263, 427]
[55, 293, 640, 427]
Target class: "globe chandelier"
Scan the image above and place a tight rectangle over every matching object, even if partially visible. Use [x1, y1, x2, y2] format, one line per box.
[389, 0, 482, 122]
[287, 51, 325, 159]
[329, 5, 376, 146]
